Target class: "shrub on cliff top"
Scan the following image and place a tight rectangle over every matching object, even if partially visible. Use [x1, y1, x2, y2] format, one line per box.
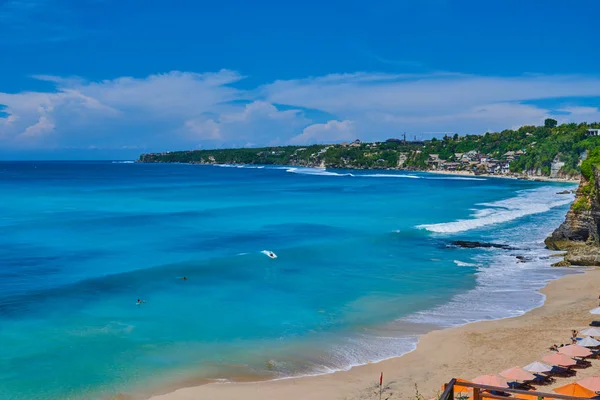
[581, 147, 600, 181]
[573, 197, 591, 213]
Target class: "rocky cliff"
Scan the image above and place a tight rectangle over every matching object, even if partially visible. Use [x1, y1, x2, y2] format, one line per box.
[545, 163, 600, 266]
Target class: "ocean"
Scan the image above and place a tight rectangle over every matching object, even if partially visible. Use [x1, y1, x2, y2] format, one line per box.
[0, 161, 577, 399]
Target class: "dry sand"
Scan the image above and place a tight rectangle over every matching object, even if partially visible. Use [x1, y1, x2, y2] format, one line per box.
[424, 169, 579, 183]
[150, 268, 600, 400]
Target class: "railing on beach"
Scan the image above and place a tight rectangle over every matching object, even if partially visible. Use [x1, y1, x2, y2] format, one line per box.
[440, 378, 591, 400]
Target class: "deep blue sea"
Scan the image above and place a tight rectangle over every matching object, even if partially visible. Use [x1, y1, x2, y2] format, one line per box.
[0, 161, 577, 399]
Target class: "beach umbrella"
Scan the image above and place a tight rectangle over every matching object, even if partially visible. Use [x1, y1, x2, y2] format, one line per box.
[581, 327, 600, 336]
[578, 375, 600, 392]
[440, 378, 472, 392]
[590, 307, 600, 315]
[579, 336, 600, 347]
[472, 374, 508, 388]
[515, 392, 554, 400]
[553, 382, 597, 398]
[499, 367, 535, 382]
[558, 344, 593, 357]
[543, 353, 577, 367]
[441, 378, 473, 395]
[523, 361, 552, 373]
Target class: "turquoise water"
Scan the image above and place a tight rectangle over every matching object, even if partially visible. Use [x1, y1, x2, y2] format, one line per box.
[0, 162, 576, 399]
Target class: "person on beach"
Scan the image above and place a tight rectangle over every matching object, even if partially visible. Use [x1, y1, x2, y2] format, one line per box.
[549, 344, 558, 351]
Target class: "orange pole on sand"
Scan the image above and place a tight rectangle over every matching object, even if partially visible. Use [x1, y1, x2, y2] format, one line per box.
[379, 372, 383, 400]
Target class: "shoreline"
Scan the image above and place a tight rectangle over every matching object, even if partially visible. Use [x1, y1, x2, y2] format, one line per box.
[423, 169, 580, 183]
[148, 267, 600, 400]
[137, 170, 581, 400]
[175, 162, 581, 184]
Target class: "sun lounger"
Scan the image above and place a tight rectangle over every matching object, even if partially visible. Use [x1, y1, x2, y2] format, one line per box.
[547, 366, 576, 377]
[573, 359, 591, 369]
[532, 373, 554, 385]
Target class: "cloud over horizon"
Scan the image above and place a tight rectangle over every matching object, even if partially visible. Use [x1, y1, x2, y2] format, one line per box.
[2, 70, 600, 158]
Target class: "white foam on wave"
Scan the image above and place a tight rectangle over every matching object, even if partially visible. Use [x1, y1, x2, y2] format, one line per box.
[214, 164, 237, 168]
[453, 260, 478, 267]
[360, 173, 420, 179]
[426, 176, 487, 181]
[112, 161, 134, 164]
[417, 186, 575, 233]
[403, 215, 577, 328]
[286, 167, 354, 177]
[249, 188, 576, 382]
[261, 250, 278, 258]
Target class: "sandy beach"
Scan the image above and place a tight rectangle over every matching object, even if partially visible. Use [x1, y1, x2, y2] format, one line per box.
[425, 169, 580, 183]
[149, 267, 600, 400]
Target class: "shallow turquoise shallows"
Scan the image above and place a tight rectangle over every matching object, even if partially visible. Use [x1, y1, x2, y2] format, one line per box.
[0, 161, 576, 399]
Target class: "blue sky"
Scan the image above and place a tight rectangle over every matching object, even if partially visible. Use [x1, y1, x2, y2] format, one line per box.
[1, 0, 600, 159]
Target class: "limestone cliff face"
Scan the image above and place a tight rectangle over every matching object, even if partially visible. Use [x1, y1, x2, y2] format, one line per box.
[545, 166, 600, 265]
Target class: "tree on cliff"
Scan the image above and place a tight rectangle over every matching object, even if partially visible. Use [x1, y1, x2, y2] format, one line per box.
[545, 118, 558, 128]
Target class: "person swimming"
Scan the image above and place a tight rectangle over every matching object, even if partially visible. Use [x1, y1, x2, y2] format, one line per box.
[136, 298, 145, 305]
[181, 276, 188, 281]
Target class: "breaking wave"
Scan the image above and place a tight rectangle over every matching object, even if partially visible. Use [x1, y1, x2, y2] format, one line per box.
[286, 168, 354, 177]
[453, 260, 478, 267]
[417, 186, 574, 233]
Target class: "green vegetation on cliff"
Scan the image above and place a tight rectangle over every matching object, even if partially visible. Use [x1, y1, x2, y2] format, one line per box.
[573, 147, 600, 213]
[140, 121, 600, 177]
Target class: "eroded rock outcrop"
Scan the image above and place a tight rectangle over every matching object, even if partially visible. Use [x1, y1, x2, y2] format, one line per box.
[545, 162, 600, 266]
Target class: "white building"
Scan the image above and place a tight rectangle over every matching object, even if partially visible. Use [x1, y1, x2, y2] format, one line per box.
[587, 129, 600, 136]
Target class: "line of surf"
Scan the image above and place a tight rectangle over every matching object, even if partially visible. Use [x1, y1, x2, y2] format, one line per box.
[417, 186, 575, 233]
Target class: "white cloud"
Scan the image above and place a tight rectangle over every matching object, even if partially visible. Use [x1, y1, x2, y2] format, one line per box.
[290, 120, 355, 145]
[19, 115, 55, 138]
[2, 70, 600, 155]
[184, 119, 221, 140]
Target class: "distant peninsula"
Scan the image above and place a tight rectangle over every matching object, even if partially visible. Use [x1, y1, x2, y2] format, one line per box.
[139, 119, 600, 180]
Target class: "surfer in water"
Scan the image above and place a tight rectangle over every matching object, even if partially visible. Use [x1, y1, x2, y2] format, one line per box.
[261, 250, 277, 259]
[136, 299, 146, 305]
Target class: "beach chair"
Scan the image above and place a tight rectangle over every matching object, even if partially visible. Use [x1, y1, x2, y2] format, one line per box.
[547, 366, 576, 378]
[531, 374, 554, 386]
[572, 359, 592, 369]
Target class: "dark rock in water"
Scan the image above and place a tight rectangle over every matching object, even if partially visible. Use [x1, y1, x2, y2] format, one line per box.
[557, 190, 571, 194]
[449, 240, 517, 250]
[515, 255, 531, 263]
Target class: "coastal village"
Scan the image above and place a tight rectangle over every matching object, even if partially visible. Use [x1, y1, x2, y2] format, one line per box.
[140, 123, 600, 181]
[311, 138, 526, 176]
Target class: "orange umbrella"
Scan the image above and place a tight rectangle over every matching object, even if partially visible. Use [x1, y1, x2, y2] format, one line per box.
[472, 374, 508, 388]
[553, 382, 597, 398]
[515, 392, 554, 400]
[441, 378, 473, 394]
[558, 344, 593, 358]
[542, 352, 577, 367]
[578, 375, 600, 392]
[499, 366, 535, 382]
